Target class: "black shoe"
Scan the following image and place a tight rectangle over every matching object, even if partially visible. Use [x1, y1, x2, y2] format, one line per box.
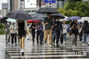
[21, 52, 24, 56]
[56, 44, 59, 47]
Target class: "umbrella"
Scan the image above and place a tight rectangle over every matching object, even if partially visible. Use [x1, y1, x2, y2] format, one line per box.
[27, 20, 33, 23]
[32, 17, 45, 21]
[31, 13, 47, 18]
[78, 17, 89, 22]
[6, 18, 16, 23]
[0, 15, 3, 18]
[6, 10, 32, 20]
[51, 13, 65, 19]
[33, 20, 39, 23]
[37, 7, 59, 14]
[67, 16, 81, 20]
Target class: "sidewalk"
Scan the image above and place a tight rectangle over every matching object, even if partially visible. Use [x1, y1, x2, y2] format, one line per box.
[0, 35, 5, 59]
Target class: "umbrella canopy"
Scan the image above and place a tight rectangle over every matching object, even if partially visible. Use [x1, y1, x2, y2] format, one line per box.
[31, 13, 47, 18]
[78, 17, 89, 22]
[37, 7, 59, 14]
[6, 10, 32, 20]
[0, 15, 3, 18]
[32, 17, 45, 21]
[33, 20, 39, 23]
[67, 16, 81, 20]
[27, 20, 33, 23]
[6, 18, 16, 23]
[51, 13, 65, 19]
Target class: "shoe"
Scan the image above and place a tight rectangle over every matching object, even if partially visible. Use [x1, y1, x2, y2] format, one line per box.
[20, 49, 24, 56]
[56, 44, 59, 47]
[49, 45, 52, 48]
[88, 43, 89, 46]
[82, 43, 85, 45]
[72, 45, 76, 48]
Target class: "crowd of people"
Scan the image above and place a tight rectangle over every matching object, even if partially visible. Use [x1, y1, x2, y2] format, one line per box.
[4, 13, 89, 55]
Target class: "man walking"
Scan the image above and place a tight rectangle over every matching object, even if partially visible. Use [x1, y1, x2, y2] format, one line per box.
[44, 13, 52, 47]
[54, 17, 62, 47]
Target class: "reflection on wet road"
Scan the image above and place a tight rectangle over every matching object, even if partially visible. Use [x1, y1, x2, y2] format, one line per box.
[1, 35, 89, 59]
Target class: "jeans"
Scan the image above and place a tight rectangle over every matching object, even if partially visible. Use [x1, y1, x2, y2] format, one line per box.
[63, 33, 67, 43]
[83, 33, 89, 43]
[37, 30, 43, 44]
[11, 33, 17, 44]
[55, 31, 60, 45]
[52, 30, 55, 44]
[32, 31, 35, 43]
[72, 34, 77, 46]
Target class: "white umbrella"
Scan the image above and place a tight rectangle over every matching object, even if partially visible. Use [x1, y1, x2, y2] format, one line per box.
[78, 17, 89, 22]
[6, 18, 16, 23]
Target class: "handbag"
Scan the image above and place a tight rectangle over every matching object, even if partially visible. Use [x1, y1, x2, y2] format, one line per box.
[63, 29, 67, 34]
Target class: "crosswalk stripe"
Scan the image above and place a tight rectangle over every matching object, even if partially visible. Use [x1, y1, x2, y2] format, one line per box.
[11, 55, 86, 58]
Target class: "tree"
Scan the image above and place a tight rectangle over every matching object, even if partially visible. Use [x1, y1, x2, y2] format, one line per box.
[58, 0, 89, 17]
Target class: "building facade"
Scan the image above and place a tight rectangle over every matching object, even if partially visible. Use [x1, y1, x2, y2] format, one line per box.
[1, 3, 8, 16]
[37, 0, 66, 8]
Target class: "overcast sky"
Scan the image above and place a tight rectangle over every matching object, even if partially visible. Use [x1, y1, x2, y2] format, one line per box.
[0, 0, 7, 10]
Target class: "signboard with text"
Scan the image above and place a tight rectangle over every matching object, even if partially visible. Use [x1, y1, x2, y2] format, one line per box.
[44, 0, 56, 3]
[25, 0, 37, 8]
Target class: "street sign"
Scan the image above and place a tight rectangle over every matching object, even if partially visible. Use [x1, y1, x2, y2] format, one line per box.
[44, 0, 56, 3]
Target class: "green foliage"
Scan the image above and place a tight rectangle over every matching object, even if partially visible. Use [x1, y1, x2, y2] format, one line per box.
[58, 0, 89, 17]
[0, 23, 5, 35]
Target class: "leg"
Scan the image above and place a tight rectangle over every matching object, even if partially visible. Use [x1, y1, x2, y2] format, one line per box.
[75, 35, 77, 46]
[37, 30, 40, 44]
[40, 30, 43, 45]
[84, 33, 86, 43]
[44, 30, 48, 44]
[55, 31, 60, 46]
[32, 31, 35, 45]
[21, 37, 25, 50]
[49, 29, 52, 45]
[11, 34, 14, 44]
[52, 30, 55, 45]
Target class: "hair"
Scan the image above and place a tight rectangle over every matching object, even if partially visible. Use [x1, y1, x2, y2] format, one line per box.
[47, 12, 51, 15]
[84, 21, 88, 25]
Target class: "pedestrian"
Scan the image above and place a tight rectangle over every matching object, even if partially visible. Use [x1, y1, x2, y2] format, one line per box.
[51, 18, 56, 46]
[54, 17, 62, 47]
[79, 22, 83, 41]
[5, 22, 10, 44]
[62, 20, 67, 45]
[10, 22, 18, 46]
[18, 20, 26, 55]
[70, 20, 79, 47]
[44, 12, 52, 47]
[82, 21, 89, 45]
[36, 21, 44, 45]
[30, 22, 36, 46]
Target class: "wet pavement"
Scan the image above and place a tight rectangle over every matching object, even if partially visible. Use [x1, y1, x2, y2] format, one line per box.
[1, 35, 89, 59]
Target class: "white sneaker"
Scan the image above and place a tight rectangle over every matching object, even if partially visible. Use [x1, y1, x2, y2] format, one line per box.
[20, 49, 24, 53]
[50, 45, 52, 48]
[72, 45, 76, 48]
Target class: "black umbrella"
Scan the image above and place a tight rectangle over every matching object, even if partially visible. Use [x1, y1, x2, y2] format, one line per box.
[6, 10, 32, 20]
[30, 13, 47, 18]
[32, 17, 45, 21]
[37, 7, 59, 14]
[51, 13, 65, 19]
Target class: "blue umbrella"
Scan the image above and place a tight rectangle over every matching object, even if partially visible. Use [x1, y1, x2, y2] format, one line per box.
[67, 16, 81, 20]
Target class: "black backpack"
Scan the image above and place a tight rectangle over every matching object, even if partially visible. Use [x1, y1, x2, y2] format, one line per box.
[84, 24, 89, 33]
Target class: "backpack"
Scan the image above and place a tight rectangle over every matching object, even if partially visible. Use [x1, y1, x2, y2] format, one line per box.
[84, 24, 89, 33]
